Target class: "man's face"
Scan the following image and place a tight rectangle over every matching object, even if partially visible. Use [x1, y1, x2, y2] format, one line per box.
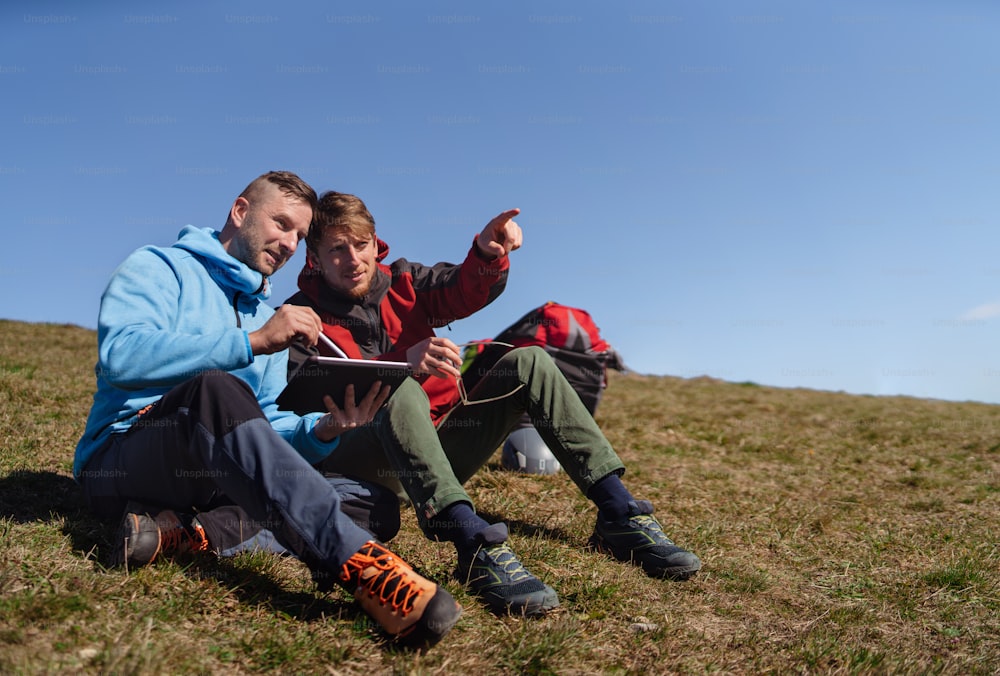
[231, 183, 313, 276]
[308, 228, 378, 300]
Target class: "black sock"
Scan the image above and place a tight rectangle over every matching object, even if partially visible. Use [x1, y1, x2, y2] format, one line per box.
[426, 501, 490, 551]
[588, 473, 634, 523]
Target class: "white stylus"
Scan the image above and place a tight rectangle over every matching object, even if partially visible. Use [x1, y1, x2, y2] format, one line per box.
[316, 332, 350, 359]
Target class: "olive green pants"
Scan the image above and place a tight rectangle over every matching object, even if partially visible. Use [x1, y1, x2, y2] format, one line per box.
[316, 346, 625, 532]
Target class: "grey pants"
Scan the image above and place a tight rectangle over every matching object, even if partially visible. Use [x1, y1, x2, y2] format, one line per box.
[78, 371, 378, 576]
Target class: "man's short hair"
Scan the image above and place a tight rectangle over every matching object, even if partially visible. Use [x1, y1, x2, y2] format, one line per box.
[308, 191, 376, 252]
[239, 171, 318, 213]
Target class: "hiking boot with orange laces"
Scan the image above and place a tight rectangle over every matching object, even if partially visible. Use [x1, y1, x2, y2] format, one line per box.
[111, 503, 209, 568]
[340, 540, 462, 648]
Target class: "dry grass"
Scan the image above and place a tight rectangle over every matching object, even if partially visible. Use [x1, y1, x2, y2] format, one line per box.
[1, 318, 998, 674]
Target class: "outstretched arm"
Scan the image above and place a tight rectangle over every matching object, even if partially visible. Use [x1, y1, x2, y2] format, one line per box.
[402, 208, 520, 327]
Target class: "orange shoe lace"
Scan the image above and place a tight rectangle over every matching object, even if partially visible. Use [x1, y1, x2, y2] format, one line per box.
[340, 541, 423, 617]
[159, 516, 209, 555]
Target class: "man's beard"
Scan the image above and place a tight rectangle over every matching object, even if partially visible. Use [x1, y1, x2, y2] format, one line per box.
[340, 273, 373, 300]
[237, 216, 283, 276]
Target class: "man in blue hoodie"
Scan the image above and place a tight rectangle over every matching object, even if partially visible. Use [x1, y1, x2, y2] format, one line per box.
[73, 171, 461, 648]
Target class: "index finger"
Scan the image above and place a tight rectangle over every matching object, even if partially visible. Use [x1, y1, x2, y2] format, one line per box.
[302, 306, 323, 338]
[434, 336, 461, 352]
[490, 208, 521, 227]
[285, 305, 323, 346]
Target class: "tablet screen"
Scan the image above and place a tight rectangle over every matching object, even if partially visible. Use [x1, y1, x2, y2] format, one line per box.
[277, 356, 413, 414]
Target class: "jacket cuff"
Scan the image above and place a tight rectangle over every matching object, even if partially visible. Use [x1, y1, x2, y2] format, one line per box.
[469, 237, 509, 270]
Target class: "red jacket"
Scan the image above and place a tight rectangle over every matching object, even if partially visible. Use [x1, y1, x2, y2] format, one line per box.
[285, 237, 509, 423]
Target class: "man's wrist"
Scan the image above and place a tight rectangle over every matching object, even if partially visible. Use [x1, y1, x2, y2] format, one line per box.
[312, 416, 335, 443]
[473, 239, 499, 261]
[246, 331, 263, 358]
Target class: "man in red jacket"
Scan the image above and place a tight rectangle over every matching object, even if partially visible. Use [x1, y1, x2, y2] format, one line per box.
[285, 191, 701, 616]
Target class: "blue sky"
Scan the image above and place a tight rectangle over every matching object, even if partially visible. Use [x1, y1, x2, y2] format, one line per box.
[3, 1, 1000, 404]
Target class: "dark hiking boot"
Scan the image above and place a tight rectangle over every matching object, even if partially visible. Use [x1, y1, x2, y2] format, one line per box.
[340, 540, 462, 649]
[111, 503, 209, 568]
[589, 500, 701, 580]
[456, 523, 559, 617]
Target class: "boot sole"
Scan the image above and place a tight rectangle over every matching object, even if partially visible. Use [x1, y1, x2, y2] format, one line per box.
[479, 587, 560, 617]
[589, 534, 701, 580]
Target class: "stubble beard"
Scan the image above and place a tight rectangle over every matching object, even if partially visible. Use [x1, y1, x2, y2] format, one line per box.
[343, 273, 372, 300]
[327, 266, 374, 301]
[237, 215, 282, 276]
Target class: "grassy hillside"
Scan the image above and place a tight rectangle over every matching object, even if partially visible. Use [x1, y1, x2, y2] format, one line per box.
[1, 318, 998, 674]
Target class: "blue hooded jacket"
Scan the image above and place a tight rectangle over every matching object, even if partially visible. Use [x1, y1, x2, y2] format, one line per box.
[73, 226, 337, 478]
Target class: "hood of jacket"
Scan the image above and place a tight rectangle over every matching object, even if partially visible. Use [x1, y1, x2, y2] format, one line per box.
[174, 225, 271, 300]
